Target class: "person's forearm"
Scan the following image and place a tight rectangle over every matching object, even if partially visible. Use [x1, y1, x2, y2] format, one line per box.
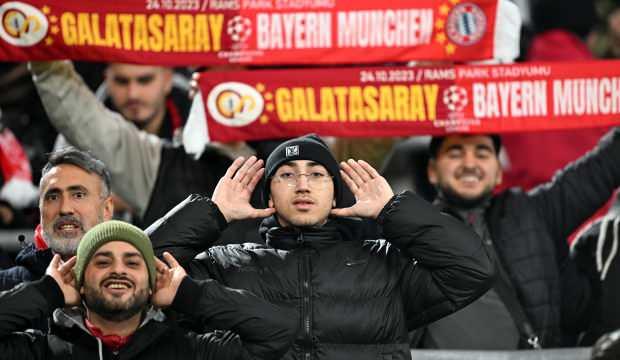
[172, 277, 296, 359]
[29, 61, 160, 217]
[148, 195, 227, 267]
[0, 276, 64, 336]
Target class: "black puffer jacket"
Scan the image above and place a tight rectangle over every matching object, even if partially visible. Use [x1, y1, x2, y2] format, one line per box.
[0, 275, 296, 360]
[484, 128, 620, 347]
[149, 191, 494, 360]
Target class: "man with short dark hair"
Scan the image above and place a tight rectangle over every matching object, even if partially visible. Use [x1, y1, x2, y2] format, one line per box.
[31, 61, 231, 229]
[0, 220, 295, 360]
[149, 134, 495, 360]
[0, 148, 113, 290]
[414, 129, 620, 349]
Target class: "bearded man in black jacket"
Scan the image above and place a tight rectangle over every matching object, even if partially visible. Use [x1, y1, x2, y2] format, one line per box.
[148, 134, 494, 360]
[0, 220, 295, 360]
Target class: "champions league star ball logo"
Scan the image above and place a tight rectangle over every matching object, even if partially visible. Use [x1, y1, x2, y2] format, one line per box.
[0, 1, 48, 46]
[445, 3, 486, 46]
[227, 16, 252, 43]
[443, 85, 468, 112]
[207, 82, 264, 127]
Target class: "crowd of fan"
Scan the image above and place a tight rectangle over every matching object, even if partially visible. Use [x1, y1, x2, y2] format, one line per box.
[1, 0, 620, 359]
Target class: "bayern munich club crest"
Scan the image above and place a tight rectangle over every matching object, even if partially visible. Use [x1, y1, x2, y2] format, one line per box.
[445, 3, 487, 46]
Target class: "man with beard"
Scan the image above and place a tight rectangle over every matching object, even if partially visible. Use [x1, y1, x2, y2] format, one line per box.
[0, 148, 113, 290]
[411, 130, 620, 350]
[148, 134, 494, 360]
[0, 220, 295, 360]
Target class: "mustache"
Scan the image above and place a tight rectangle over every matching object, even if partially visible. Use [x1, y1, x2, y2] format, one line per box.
[121, 100, 146, 108]
[53, 215, 83, 229]
[101, 273, 133, 286]
[456, 167, 483, 178]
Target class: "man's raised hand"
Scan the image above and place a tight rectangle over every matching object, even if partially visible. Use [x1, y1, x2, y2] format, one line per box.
[45, 254, 80, 306]
[331, 159, 394, 219]
[152, 252, 187, 308]
[212, 156, 275, 222]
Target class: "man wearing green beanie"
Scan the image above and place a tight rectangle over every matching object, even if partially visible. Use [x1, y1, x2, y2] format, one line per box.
[0, 220, 295, 360]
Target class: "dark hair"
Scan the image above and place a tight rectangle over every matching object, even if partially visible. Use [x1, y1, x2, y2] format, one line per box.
[40, 148, 112, 197]
[428, 134, 502, 159]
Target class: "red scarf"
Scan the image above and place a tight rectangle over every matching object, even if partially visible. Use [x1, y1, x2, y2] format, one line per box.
[84, 318, 133, 352]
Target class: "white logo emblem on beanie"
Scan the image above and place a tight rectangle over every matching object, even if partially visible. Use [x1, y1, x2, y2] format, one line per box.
[285, 145, 299, 157]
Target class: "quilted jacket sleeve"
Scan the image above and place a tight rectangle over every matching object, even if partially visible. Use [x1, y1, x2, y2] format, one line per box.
[172, 276, 296, 360]
[378, 191, 495, 329]
[0, 276, 65, 360]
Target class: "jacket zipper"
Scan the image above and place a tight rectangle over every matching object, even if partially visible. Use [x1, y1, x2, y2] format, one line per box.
[298, 233, 313, 360]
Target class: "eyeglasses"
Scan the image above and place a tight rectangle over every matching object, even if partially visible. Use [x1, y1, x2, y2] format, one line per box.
[272, 171, 333, 187]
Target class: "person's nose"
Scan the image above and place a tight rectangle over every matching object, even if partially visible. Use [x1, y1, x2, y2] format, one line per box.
[126, 81, 140, 100]
[294, 174, 311, 192]
[58, 194, 74, 216]
[462, 151, 477, 168]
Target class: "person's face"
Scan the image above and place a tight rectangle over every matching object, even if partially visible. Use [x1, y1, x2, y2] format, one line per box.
[427, 135, 502, 204]
[105, 64, 173, 127]
[39, 165, 113, 258]
[269, 160, 335, 227]
[81, 241, 150, 322]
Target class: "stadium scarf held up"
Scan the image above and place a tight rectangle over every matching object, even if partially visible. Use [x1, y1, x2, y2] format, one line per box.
[183, 60, 620, 145]
[0, 0, 513, 65]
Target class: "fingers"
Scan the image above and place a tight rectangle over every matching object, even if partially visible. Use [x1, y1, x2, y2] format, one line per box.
[358, 160, 381, 179]
[232, 156, 263, 186]
[331, 207, 355, 218]
[250, 207, 276, 219]
[341, 160, 368, 188]
[162, 252, 181, 269]
[348, 159, 374, 181]
[155, 257, 169, 273]
[224, 157, 246, 179]
[247, 168, 264, 192]
[154, 257, 171, 290]
[58, 256, 77, 275]
[340, 169, 359, 194]
[49, 253, 61, 270]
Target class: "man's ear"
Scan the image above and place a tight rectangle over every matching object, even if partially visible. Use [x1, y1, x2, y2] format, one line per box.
[162, 68, 174, 95]
[103, 197, 114, 221]
[495, 164, 503, 186]
[427, 159, 438, 185]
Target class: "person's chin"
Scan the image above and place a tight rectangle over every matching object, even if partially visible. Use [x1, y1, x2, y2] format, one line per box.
[290, 215, 321, 227]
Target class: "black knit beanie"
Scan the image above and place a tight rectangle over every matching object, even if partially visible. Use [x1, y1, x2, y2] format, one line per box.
[263, 134, 343, 207]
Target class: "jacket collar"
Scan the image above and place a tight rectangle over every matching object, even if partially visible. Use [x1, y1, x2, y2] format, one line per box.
[51, 306, 168, 354]
[260, 215, 359, 251]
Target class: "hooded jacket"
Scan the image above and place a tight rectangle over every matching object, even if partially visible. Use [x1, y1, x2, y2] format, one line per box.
[149, 191, 495, 360]
[0, 274, 296, 360]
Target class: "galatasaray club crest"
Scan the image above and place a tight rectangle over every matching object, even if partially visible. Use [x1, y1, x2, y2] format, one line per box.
[445, 2, 486, 46]
[207, 82, 264, 127]
[0, 1, 48, 46]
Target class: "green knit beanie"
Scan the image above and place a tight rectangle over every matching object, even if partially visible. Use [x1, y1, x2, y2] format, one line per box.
[74, 220, 156, 289]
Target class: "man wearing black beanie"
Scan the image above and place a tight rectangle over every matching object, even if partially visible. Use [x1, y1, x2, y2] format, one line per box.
[148, 133, 495, 360]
